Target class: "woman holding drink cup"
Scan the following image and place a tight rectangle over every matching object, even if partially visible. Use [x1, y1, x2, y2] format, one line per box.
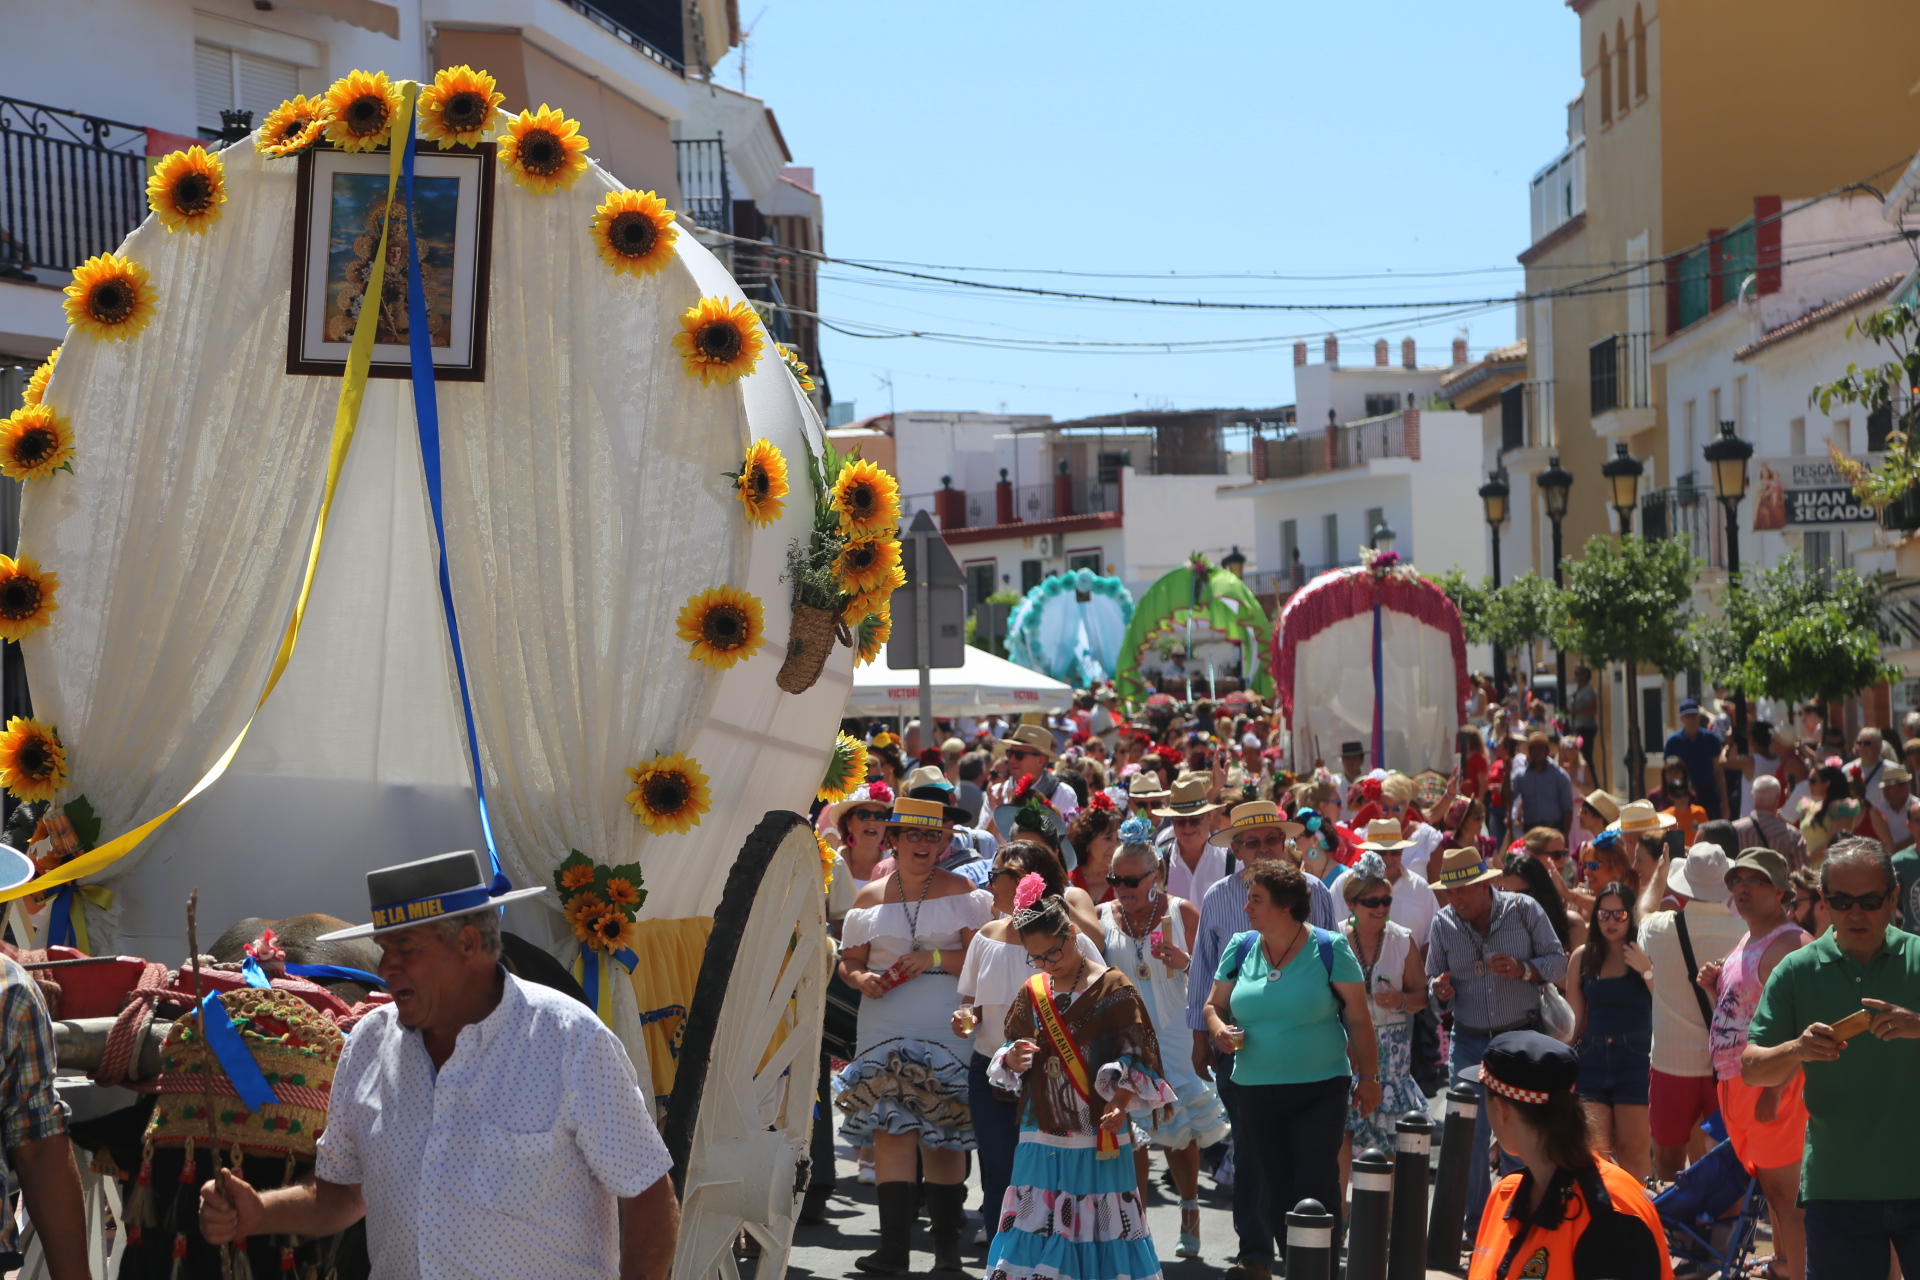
[1338, 853, 1428, 1183]
[1096, 819, 1230, 1258]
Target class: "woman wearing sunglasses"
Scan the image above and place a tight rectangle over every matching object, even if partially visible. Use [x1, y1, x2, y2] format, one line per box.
[1564, 883, 1653, 1179]
[1338, 853, 1427, 1185]
[1094, 821, 1228, 1258]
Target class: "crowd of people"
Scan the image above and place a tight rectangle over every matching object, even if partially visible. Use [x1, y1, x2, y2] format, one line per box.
[810, 686, 1920, 1280]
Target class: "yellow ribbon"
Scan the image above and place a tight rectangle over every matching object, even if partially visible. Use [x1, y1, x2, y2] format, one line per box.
[0, 86, 419, 907]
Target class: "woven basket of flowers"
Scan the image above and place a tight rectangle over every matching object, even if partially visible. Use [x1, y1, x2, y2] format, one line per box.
[773, 439, 902, 694]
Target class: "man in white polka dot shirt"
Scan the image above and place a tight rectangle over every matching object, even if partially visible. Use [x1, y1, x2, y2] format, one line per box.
[200, 851, 679, 1280]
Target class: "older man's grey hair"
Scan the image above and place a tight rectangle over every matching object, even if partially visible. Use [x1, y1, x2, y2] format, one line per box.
[1819, 836, 1896, 896]
[427, 908, 503, 957]
[1750, 774, 1783, 809]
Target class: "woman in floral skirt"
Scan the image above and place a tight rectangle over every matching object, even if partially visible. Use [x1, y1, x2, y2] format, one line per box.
[1338, 853, 1428, 1180]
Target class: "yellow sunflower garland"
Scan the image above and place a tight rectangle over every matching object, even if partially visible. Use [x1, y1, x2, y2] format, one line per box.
[592, 189, 678, 276]
[673, 297, 766, 386]
[256, 94, 328, 157]
[64, 254, 155, 341]
[22, 347, 57, 408]
[776, 342, 817, 393]
[585, 908, 638, 954]
[0, 717, 67, 802]
[418, 65, 503, 148]
[832, 536, 903, 597]
[832, 458, 903, 536]
[146, 147, 226, 234]
[729, 439, 789, 528]
[675, 585, 766, 670]
[323, 70, 403, 153]
[0, 405, 76, 481]
[626, 752, 712, 835]
[853, 605, 892, 667]
[499, 105, 590, 193]
[0, 555, 58, 641]
[817, 832, 836, 891]
[817, 732, 870, 803]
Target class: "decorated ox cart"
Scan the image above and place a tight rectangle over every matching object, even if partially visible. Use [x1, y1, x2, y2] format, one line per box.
[0, 66, 883, 1279]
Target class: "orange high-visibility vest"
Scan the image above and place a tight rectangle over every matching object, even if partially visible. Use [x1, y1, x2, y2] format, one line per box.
[1468, 1159, 1673, 1280]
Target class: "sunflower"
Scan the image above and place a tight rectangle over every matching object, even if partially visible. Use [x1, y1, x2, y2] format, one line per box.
[256, 94, 328, 157]
[323, 70, 403, 153]
[842, 585, 890, 628]
[418, 65, 503, 148]
[0, 405, 75, 481]
[146, 147, 226, 234]
[591, 189, 677, 276]
[832, 536, 903, 597]
[22, 347, 58, 408]
[817, 832, 836, 892]
[63, 254, 155, 341]
[672, 297, 766, 386]
[775, 342, 816, 393]
[626, 752, 712, 835]
[733, 439, 789, 528]
[854, 605, 892, 667]
[585, 907, 637, 954]
[498, 105, 590, 193]
[0, 717, 67, 802]
[559, 863, 597, 891]
[675, 585, 765, 670]
[0, 555, 58, 642]
[831, 459, 902, 535]
[605, 876, 642, 906]
[817, 732, 870, 804]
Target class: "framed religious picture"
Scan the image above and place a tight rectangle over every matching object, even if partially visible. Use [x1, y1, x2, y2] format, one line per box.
[287, 142, 494, 380]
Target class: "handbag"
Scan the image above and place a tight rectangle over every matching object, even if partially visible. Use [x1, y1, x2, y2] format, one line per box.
[1535, 980, 1576, 1043]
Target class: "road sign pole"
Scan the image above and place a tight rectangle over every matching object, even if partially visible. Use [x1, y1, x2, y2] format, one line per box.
[914, 526, 933, 747]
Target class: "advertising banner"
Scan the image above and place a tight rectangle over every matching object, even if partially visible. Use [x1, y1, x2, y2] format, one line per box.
[1752, 455, 1880, 531]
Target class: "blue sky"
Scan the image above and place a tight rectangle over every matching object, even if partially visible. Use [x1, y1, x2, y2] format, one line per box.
[712, 0, 1579, 423]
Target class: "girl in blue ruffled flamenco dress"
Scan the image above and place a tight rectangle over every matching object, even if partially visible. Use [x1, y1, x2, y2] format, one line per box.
[986, 879, 1176, 1280]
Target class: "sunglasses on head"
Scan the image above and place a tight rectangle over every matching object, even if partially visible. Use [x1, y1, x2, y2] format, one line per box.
[1825, 889, 1891, 912]
[1595, 908, 1629, 923]
[1353, 894, 1392, 910]
[1109, 870, 1155, 889]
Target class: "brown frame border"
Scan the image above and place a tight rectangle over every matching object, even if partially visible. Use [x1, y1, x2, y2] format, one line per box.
[287, 141, 495, 381]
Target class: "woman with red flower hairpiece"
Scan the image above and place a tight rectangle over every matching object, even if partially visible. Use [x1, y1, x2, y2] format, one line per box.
[1068, 801, 1123, 904]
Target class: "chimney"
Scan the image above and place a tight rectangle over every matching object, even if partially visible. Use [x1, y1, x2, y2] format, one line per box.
[1452, 336, 1469, 366]
[1324, 335, 1339, 365]
[1250, 421, 1268, 482]
[1402, 337, 1417, 369]
[1374, 339, 1389, 366]
[1293, 341, 1308, 367]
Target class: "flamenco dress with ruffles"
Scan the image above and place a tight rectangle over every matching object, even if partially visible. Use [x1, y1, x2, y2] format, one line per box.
[835, 890, 994, 1149]
[1097, 898, 1230, 1152]
[986, 964, 1176, 1280]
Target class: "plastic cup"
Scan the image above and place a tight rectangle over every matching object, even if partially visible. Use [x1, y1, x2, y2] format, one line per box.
[1226, 1026, 1246, 1051]
[956, 1007, 977, 1037]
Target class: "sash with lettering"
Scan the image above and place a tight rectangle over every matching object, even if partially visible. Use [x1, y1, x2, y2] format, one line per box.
[1025, 972, 1121, 1159]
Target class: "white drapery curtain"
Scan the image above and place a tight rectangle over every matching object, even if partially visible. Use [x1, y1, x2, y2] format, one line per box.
[1287, 610, 1458, 775]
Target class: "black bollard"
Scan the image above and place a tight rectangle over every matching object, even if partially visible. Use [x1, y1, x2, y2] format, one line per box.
[1345, 1147, 1394, 1280]
[1284, 1197, 1335, 1280]
[1426, 1085, 1481, 1272]
[1385, 1110, 1433, 1280]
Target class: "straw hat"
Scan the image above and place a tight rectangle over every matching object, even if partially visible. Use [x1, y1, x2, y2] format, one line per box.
[1152, 775, 1225, 820]
[884, 795, 961, 833]
[317, 850, 549, 941]
[994, 723, 1058, 762]
[1127, 772, 1171, 803]
[1207, 800, 1303, 847]
[823, 783, 893, 832]
[1605, 799, 1677, 836]
[1432, 847, 1503, 890]
[1358, 817, 1415, 852]
[1583, 790, 1623, 825]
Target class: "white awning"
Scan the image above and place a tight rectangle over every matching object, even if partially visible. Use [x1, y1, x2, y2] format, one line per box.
[848, 644, 1074, 717]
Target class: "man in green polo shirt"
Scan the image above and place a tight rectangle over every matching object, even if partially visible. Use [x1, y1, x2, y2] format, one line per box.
[1744, 836, 1920, 1276]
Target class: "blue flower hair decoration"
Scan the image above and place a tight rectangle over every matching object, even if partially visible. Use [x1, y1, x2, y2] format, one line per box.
[1118, 816, 1154, 846]
[1295, 806, 1339, 854]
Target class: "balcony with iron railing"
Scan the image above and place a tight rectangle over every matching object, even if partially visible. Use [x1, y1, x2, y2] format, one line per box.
[1639, 479, 1728, 570]
[1528, 139, 1586, 248]
[1, 96, 149, 282]
[1498, 381, 1556, 455]
[1589, 331, 1654, 435]
[673, 137, 731, 233]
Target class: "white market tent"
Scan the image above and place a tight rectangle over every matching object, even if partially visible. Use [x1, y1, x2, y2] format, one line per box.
[847, 643, 1073, 717]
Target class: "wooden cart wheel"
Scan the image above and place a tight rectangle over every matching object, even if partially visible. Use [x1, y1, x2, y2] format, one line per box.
[664, 811, 830, 1280]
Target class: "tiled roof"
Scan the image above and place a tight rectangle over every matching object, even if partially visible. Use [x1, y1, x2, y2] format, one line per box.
[1734, 276, 1902, 361]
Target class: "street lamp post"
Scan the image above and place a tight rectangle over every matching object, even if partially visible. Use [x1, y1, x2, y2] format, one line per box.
[1600, 442, 1646, 797]
[1371, 521, 1397, 556]
[1706, 419, 1756, 785]
[1479, 471, 1511, 687]
[1537, 456, 1574, 718]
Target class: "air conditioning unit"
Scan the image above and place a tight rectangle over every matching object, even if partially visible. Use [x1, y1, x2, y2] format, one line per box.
[1033, 534, 1060, 558]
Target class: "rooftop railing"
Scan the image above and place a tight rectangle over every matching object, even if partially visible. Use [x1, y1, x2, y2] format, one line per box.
[0, 96, 148, 278]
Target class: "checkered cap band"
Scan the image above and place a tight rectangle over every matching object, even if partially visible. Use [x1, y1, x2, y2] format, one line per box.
[1479, 1063, 1550, 1105]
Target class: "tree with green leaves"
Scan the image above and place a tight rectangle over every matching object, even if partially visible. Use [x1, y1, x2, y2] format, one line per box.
[1554, 534, 1698, 798]
[1696, 558, 1897, 709]
[1813, 305, 1920, 507]
[1436, 570, 1561, 683]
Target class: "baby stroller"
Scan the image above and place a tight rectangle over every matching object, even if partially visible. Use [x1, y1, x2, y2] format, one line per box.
[1653, 1119, 1770, 1279]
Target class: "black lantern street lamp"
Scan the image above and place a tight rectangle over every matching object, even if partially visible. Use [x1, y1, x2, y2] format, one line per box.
[1221, 545, 1247, 578]
[1537, 456, 1574, 713]
[1479, 470, 1511, 686]
[1371, 522, 1397, 557]
[1601, 442, 1645, 536]
[1705, 419, 1756, 750]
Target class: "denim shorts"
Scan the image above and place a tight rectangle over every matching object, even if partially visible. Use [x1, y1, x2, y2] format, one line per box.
[1576, 1030, 1651, 1106]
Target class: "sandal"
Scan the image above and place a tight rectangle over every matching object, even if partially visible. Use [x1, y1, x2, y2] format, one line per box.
[1175, 1198, 1202, 1258]
[857, 1158, 877, 1185]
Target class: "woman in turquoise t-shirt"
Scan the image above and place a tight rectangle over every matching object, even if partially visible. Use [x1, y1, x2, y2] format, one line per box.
[1205, 861, 1380, 1277]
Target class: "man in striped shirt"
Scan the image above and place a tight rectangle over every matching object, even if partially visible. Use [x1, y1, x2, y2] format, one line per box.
[1733, 775, 1809, 870]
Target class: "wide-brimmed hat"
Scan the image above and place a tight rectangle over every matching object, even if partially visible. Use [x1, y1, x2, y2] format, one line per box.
[1667, 841, 1732, 903]
[1339, 740, 1366, 757]
[1207, 800, 1303, 847]
[316, 850, 548, 941]
[1884, 764, 1913, 786]
[1127, 772, 1171, 802]
[1358, 817, 1415, 852]
[824, 783, 894, 832]
[1606, 799, 1677, 836]
[1094, 688, 1117, 704]
[901, 767, 974, 827]
[1726, 847, 1790, 892]
[1583, 789, 1623, 825]
[1153, 776, 1226, 819]
[0, 843, 31, 896]
[884, 795, 962, 833]
[1433, 847, 1503, 889]
[994, 723, 1058, 762]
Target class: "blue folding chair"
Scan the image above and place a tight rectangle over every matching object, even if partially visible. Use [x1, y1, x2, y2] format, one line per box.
[1653, 1134, 1769, 1278]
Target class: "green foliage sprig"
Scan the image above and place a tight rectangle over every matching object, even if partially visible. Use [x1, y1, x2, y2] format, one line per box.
[1813, 304, 1920, 506]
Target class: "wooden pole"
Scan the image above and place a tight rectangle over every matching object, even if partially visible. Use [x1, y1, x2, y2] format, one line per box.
[186, 891, 236, 1280]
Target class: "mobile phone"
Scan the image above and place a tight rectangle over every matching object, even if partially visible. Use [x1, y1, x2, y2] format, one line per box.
[1829, 1009, 1874, 1041]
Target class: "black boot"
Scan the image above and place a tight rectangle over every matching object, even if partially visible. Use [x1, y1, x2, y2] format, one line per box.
[926, 1181, 970, 1275]
[855, 1182, 916, 1275]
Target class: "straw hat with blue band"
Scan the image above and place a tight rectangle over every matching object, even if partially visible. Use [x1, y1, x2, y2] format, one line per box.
[1206, 799, 1303, 848]
[315, 849, 548, 942]
[1433, 846, 1504, 889]
[885, 795, 961, 832]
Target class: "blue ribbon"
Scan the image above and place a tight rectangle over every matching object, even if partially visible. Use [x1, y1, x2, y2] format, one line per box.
[45, 884, 77, 948]
[240, 956, 272, 988]
[286, 963, 386, 987]
[1370, 594, 1385, 766]
[402, 119, 508, 898]
[371, 883, 497, 930]
[198, 992, 280, 1113]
